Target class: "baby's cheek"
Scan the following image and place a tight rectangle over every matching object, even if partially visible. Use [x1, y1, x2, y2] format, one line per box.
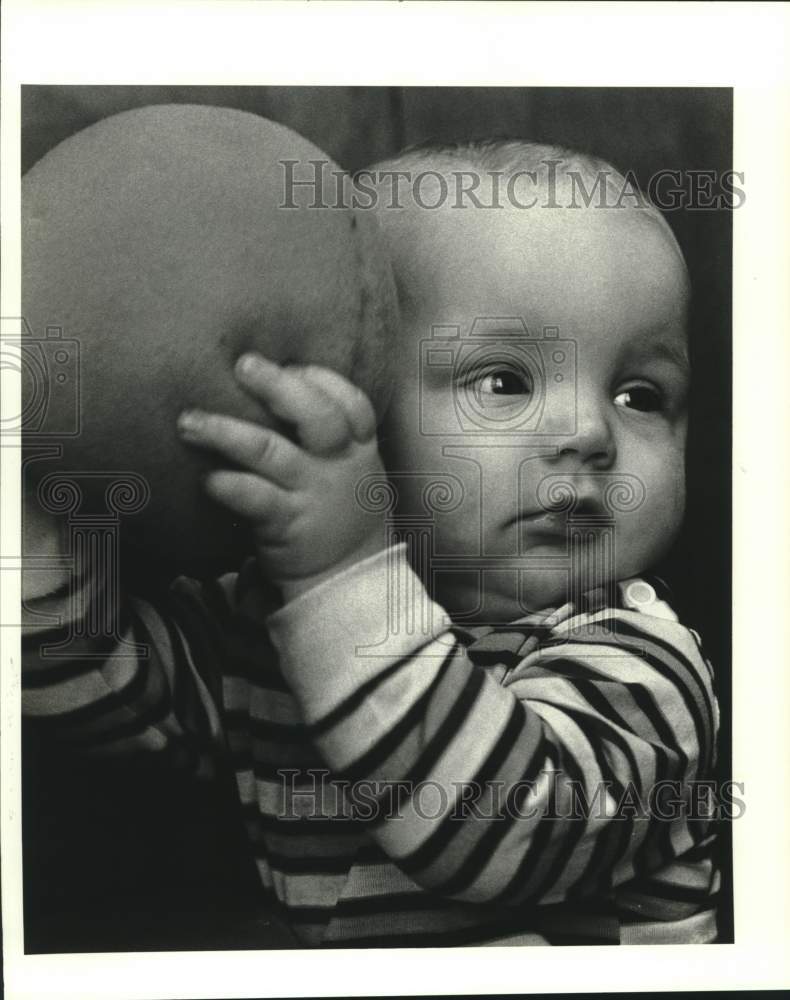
[624, 452, 686, 567]
[655, 447, 687, 529]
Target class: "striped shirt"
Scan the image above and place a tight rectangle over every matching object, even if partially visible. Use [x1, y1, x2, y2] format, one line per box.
[22, 543, 720, 946]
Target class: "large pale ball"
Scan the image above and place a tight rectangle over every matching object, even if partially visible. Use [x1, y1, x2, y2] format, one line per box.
[22, 104, 397, 580]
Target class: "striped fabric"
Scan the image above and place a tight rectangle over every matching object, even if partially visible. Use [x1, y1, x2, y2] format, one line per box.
[22, 544, 720, 946]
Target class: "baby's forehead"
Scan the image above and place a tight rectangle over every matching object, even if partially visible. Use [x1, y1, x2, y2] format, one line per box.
[379, 208, 689, 382]
[388, 198, 687, 310]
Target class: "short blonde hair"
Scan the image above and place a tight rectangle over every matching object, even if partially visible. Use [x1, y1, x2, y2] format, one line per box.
[361, 137, 687, 274]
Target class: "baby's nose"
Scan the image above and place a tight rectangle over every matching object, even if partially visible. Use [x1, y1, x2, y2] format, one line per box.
[550, 391, 616, 469]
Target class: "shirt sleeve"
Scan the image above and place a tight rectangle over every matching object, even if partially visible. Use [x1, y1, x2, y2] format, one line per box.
[22, 559, 232, 778]
[266, 543, 719, 908]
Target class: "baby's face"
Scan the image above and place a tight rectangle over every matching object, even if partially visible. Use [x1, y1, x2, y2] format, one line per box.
[380, 199, 690, 621]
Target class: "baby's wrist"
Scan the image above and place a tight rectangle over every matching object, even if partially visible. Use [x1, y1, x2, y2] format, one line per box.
[277, 534, 390, 604]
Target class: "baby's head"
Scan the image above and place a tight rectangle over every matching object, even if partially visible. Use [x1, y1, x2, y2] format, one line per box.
[368, 140, 690, 621]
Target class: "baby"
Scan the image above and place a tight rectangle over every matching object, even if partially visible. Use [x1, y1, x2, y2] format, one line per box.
[23, 141, 719, 947]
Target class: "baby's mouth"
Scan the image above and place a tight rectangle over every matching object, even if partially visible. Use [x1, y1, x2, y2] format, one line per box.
[513, 497, 613, 547]
[513, 510, 570, 545]
[518, 509, 567, 530]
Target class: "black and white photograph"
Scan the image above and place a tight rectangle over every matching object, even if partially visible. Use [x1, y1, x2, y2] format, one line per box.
[2, 3, 788, 998]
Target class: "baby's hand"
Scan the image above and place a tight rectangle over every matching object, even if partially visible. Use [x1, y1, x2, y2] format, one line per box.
[178, 354, 387, 601]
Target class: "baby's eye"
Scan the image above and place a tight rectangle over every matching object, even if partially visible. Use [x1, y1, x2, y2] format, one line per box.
[476, 368, 533, 398]
[613, 384, 664, 413]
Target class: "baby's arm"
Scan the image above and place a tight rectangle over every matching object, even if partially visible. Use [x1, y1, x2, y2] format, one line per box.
[22, 490, 226, 774]
[22, 351, 384, 764]
[185, 356, 718, 907]
[268, 552, 716, 906]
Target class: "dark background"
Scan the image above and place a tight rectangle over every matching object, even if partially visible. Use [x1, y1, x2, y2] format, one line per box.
[21, 85, 733, 951]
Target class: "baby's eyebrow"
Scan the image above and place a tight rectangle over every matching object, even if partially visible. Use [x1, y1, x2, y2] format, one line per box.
[626, 336, 691, 376]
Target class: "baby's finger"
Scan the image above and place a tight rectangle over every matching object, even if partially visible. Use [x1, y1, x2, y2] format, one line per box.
[299, 366, 377, 443]
[203, 470, 292, 535]
[178, 411, 304, 489]
[235, 354, 350, 455]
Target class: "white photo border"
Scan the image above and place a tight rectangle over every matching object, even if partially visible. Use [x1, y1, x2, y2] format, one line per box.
[2, 1, 789, 997]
